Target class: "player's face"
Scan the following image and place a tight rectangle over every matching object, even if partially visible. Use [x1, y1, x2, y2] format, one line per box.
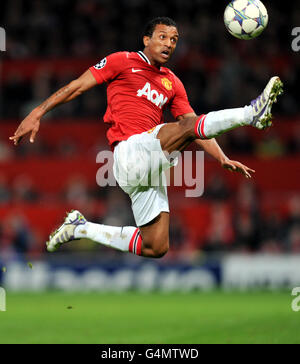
[143, 24, 179, 67]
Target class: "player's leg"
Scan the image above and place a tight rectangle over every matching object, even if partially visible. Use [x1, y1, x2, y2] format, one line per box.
[75, 210, 170, 258]
[138, 212, 169, 258]
[158, 76, 283, 154]
[47, 127, 173, 258]
[46, 210, 169, 258]
[46, 210, 143, 255]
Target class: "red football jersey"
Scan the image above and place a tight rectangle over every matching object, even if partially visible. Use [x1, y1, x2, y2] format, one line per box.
[89, 51, 194, 146]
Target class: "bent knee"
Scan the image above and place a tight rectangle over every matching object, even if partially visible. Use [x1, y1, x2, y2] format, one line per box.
[177, 117, 198, 139]
[152, 243, 169, 258]
[142, 238, 169, 258]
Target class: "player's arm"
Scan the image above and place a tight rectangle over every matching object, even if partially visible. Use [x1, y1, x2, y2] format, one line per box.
[177, 113, 255, 179]
[10, 69, 97, 145]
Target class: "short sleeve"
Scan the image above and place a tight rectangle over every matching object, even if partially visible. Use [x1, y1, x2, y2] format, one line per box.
[170, 75, 194, 119]
[89, 52, 127, 84]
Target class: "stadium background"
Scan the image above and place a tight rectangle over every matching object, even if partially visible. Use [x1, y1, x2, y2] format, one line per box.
[0, 0, 300, 344]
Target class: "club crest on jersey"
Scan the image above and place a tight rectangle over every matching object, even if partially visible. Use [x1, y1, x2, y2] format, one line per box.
[94, 58, 107, 70]
[161, 78, 172, 91]
[137, 82, 168, 109]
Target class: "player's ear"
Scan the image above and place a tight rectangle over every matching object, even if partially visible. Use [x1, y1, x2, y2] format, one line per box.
[143, 36, 150, 47]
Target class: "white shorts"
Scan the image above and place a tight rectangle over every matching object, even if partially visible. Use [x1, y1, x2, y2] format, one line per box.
[113, 124, 177, 227]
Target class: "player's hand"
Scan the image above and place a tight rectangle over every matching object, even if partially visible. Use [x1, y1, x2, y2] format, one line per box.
[9, 109, 41, 145]
[221, 158, 255, 179]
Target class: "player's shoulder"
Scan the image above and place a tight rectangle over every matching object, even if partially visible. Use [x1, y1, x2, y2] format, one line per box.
[161, 67, 184, 88]
[107, 51, 143, 64]
[111, 51, 142, 58]
[107, 51, 130, 60]
[161, 66, 174, 75]
[161, 67, 179, 79]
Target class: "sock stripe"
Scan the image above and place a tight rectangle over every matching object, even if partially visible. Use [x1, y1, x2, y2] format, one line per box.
[136, 233, 142, 256]
[129, 228, 139, 253]
[133, 231, 140, 255]
[194, 114, 207, 139]
[194, 116, 200, 138]
[197, 116, 203, 138]
[128, 229, 142, 255]
[200, 115, 207, 139]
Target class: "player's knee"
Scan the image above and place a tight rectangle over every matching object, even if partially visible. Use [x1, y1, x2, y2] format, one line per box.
[142, 236, 169, 258]
[177, 117, 198, 138]
[152, 234, 169, 258]
[152, 241, 169, 258]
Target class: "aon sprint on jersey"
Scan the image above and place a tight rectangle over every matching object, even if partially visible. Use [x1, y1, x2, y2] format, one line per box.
[137, 82, 168, 108]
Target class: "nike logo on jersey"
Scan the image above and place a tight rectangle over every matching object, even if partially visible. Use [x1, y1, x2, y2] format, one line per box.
[132, 68, 142, 73]
[137, 82, 168, 109]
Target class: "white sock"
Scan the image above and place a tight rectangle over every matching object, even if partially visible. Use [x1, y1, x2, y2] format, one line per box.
[195, 106, 253, 139]
[74, 222, 142, 255]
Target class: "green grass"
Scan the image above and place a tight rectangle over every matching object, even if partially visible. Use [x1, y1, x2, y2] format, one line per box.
[0, 291, 299, 344]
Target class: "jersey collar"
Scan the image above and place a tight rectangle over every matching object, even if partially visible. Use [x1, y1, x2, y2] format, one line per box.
[137, 51, 166, 72]
[137, 51, 151, 65]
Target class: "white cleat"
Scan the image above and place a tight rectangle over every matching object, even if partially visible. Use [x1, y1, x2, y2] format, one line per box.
[250, 76, 283, 130]
[46, 210, 86, 252]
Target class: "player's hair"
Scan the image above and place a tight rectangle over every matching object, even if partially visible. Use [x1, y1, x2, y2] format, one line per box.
[143, 17, 177, 38]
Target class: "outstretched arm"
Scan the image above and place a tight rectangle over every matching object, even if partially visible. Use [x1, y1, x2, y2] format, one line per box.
[9, 69, 97, 145]
[177, 112, 255, 179]
[195, 137, 255, 179]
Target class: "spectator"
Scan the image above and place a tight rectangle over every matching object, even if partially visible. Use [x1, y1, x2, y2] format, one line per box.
[287, 226, 300, 253]
[285, 195, 300, 230]
[283, 195, 300, 252]
[101, 187, 134, 227]
[204, 173, 230, 201]
[64, 175, 91, 207]
[169, 215, 187, 252]
[287, 126, 300, 155]
[227, 128, 254, 155]
[255, 130, 286, 159]
[0, 139, 14, 162]
[0, 213, 32, 255]
[260, 211, 285, 251]
[202, 202, 234, 253]
[232, 181, 261, 251]
[0, 175, 11, 203]
[11, 175, 39, 203]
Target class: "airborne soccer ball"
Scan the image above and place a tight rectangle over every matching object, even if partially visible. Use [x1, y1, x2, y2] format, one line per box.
[224, 0, 268, 40]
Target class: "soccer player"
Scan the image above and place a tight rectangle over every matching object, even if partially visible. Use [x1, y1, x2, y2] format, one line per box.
[10, 17, 283, 258]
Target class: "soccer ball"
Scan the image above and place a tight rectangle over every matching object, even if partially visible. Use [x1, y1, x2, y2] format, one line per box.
[224, 0, 268, 40]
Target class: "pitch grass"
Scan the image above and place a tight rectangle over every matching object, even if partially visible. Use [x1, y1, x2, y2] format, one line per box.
[0, 291, 299, 344]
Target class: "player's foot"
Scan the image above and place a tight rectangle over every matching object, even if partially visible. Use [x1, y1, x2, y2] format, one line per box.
[250, 76, 283, 130]
[46, 210, 87, 252]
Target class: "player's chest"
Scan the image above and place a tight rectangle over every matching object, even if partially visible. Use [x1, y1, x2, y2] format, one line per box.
[117, 67, 174, 108]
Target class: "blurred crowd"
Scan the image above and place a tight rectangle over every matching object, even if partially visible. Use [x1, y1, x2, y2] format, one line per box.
[1, 0, 300, 118]
[200, 180, 300, 255]
[1, 122, 300, 162]
[1, 168, 300, 258]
